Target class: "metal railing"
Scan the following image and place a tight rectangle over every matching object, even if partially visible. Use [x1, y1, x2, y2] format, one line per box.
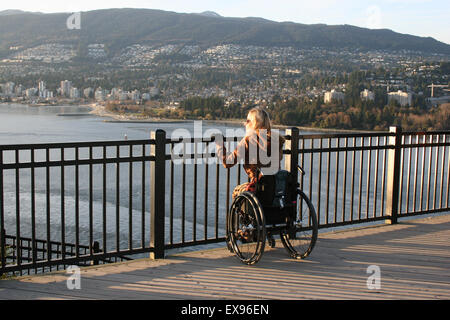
[289, 127, 449, 228]
[1, 127, 449, 276]
[0, 138, 157, 275]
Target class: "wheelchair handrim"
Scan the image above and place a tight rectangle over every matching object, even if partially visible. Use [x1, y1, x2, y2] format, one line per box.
[227, 192, 266, 264]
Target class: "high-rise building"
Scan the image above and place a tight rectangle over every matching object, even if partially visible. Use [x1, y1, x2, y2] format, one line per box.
[38, 81, 46, 98]
[70, 87, 80, 99]
[15, 84, 23, 96]
[2, 82, 15, 96]
[360, 89, 375, 101]
[324, 89, 345, 104]
[60, 80, 72, 97]
[388, 90, 412, 107]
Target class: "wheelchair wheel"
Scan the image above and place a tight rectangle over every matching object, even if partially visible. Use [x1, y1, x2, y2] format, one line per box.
[226, 191, 266, 265]
[280, 189, 318, 259]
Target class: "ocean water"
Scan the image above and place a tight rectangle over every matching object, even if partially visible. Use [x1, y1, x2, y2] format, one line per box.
[0, 104, 259, 254]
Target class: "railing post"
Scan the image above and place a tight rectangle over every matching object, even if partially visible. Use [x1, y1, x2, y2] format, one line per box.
[285, 127, 300, 184]
[385, 126, 402, 224]
[150, 130, 166, 259]
[92, 241, 100, 265]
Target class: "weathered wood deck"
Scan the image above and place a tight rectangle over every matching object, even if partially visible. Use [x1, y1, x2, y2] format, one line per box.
[1, 214, 449, 300]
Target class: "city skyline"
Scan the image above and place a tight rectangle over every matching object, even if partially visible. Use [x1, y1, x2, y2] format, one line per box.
[0, 0, 449, 45]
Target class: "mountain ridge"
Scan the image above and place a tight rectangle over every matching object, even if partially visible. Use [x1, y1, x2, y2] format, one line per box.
[0, 8, 448, 55]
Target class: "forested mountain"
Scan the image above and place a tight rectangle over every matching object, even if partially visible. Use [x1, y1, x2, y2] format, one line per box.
[0, 8, 448, 56]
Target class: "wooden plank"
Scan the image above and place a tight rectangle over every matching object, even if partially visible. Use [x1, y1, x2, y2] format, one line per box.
[1, 214, 449, 300]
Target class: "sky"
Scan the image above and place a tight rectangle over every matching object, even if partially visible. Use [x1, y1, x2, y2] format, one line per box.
[1, 0, 449, 45]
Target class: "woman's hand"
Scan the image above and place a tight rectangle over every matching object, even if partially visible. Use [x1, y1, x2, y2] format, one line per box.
[212, 133, 223, 144]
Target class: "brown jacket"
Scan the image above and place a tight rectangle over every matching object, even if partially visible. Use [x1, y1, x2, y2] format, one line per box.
[216, 130, 285, 181]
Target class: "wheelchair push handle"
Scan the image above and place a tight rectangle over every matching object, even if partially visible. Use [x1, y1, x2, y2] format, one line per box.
[297, 165, 305, 176]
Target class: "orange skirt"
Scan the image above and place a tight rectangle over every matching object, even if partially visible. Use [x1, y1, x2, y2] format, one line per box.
[232, 182, 252, 199]
[232, 182, 256, 199]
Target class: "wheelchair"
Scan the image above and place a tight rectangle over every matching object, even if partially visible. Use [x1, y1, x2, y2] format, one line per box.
[226, 166, 318, 265]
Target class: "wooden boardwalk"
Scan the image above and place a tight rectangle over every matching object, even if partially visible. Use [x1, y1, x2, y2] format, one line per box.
[1, 214, 449, 300]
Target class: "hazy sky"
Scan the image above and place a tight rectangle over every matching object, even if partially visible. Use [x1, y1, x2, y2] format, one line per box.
[1, 0, 449, 45]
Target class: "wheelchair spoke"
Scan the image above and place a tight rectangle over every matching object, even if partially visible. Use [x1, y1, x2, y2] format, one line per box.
[226, 192, 266, 265]
[280, 189, 318, 259]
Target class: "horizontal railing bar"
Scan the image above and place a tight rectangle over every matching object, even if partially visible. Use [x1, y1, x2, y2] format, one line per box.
[167, 137, 244, 144]
[165, 237, 227, 250]
[398, 208, 450, 217]
[1, 156, 155, 170]
[297, 132, 393, 139]
[0, 139, 155, 151]
[5, 248, 86, 257]
[5, 245, 88, 255]
[1, 131, 447, 151]
[400, 142, 450, 148]
[4, 235, 90, 249]
[297, 145, 394, 154]
[1, 247, 154, 273]
[317, 215, 389, 229]
[5, 254, 131, 265]
[167, 132, 398, 144]
[168, 144, 396, 160]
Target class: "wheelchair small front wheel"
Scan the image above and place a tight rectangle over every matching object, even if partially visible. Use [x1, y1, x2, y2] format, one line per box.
[226, 191, 266, 265]
[280, 189, 318, 259]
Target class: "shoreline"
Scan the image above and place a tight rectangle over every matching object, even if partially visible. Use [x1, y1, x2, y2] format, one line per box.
[85, 103, 374, 133]
[1, 101, 375, 134]
[86, 103, 375, 133]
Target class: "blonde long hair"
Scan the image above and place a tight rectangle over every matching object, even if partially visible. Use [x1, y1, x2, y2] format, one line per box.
[247, 107, 271, 133]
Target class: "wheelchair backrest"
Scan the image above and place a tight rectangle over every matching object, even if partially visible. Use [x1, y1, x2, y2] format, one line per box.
[256, 170, 297, 208]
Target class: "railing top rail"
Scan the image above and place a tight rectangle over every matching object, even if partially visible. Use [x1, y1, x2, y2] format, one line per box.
[167, 131, 397, 144]
[0, 155, 155, 170]
[295, 131, 393, 140]
[0, 139, 155, 151]
[166, 136, 245, 144]
[294, 144, 394, 154]
[1, 130, 449, 151]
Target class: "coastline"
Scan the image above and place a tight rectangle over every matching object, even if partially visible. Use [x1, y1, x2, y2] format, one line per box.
[87, 102, 193, 123]
[86, 103, 374, 133]
[0, 101, 374, 134]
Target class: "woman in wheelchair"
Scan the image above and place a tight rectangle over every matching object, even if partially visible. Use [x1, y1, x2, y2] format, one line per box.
[216, 108, 318, 265]
[215, 107, 318, 265]
[215, 107, 285, 198]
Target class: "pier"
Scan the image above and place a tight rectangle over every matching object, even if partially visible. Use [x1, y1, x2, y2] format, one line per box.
[1, 126, 449, 299]
[1, 213, 449, 299]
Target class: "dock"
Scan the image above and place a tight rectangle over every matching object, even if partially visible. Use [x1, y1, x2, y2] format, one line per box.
[1, 213, 449, 300]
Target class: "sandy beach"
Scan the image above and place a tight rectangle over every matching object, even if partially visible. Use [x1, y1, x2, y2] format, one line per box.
[87, 103, 197, 123]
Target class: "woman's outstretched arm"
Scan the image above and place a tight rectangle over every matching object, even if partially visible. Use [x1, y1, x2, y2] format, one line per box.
[215, 136, 247, 169]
